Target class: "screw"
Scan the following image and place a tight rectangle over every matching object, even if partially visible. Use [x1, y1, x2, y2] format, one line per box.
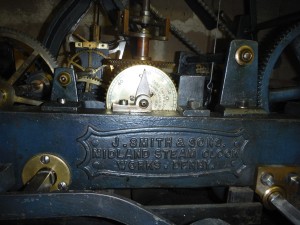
[261, 173, 275, 187]
[40, 155, 50, 164]
[241, 50, 253, 63]
[288, 173, 300, 186]
[235, 46, 254, 66]
[58, 182, 68, 191]
[187, 100, 201, 109]
[139, 99, 149, 109]
[119, 99, 128, 105]
[235, 100, 249, 109]
[57, 98, 66, 105]
[130, 96, 135, 101]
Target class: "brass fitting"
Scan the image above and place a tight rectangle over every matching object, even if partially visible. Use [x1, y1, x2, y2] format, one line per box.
[235, 45, 254, 66]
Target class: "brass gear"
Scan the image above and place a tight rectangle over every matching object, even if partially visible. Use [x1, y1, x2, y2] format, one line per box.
[103, 59, 175, 71]
[77, 76, 102, 93]
[77, 76, 102, 86]
[68, 49, 110, 76]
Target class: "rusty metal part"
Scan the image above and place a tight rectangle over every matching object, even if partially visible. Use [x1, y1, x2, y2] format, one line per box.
[235, 45, 254, 66]
[255, 166, 300, 209]
[22, 153, 71, 192]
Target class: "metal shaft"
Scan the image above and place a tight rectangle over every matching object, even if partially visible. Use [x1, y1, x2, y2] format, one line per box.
[23, 169, 56, 192]
[143, 0, 150, 12]
[270, 193, 300, 225]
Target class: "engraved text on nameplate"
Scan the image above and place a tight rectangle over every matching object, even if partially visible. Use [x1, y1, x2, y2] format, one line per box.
[78, 127, 248, 178]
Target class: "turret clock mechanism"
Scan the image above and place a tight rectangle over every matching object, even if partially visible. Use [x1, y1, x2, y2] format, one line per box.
[0, 0, 300, 225]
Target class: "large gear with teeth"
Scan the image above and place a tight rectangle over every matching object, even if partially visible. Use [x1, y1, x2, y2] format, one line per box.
[258, 22, 300, 112]
[0, 27, 58, 108]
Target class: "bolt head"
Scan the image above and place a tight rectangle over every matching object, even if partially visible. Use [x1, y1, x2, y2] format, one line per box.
[261, 173, 275, 187]
[288, 173, 300, 185]
[241, 51, 253, 62]
[139, 99, 149, 109]
[119, 99, 128, 105]
[57, 98, 67, 105]
[235, 45, 254, 66]
[58, 182, 68, 191]
[187, 100, 201, 109]
[40, 155, 50, 164]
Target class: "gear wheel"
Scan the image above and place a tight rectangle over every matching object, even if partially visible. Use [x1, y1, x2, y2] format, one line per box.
[258, 22, 300, 112]
[0, 27, 57, 73]
[68, 49, 109, 77]
[77, 76, 102, 86]
[0, 27, 58, 107]
[77, 76, 102, 93]
[103, 59, 175, 72]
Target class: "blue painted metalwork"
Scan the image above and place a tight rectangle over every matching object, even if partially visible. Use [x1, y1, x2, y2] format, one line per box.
[0, 192, 174, 225]
[51, 67, 78, 102]
[258, 22, 300, 111]
[220, 40, 258, 108]
[0, 110, 299, 189]
[0, 164, 14, 192]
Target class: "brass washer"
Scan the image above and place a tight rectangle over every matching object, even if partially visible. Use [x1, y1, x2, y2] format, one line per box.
[22, 153, 71, 191]
[235, 45, 254, 66]
[262, 186, 286, 210]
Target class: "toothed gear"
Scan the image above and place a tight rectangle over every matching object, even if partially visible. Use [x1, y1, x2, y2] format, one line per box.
[0, 27, 58, 73]
[258, 22, 300, 111]
[77, 76, 102, 86]
[0, 27, 58, 107]
[68, 49, 109, 72]
[103, 59, 175, 70]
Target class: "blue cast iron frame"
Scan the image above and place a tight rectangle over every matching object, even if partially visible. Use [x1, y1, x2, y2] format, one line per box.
[0, 39, 299, 224]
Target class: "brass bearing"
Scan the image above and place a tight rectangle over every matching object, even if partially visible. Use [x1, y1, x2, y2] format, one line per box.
[235, 45, 254, 66]
[22, 153, 71, 191]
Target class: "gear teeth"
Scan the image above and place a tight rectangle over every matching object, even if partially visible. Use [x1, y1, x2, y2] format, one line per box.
[257, 22, 300, 109]
[0, 27, 58, 73]
[77, 76, 102, 86]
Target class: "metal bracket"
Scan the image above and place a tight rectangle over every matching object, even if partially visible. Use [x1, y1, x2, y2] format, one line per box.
[51, 67, 78, 102]
[255, 165, 300, 209]
[220, 40, 259, 110]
